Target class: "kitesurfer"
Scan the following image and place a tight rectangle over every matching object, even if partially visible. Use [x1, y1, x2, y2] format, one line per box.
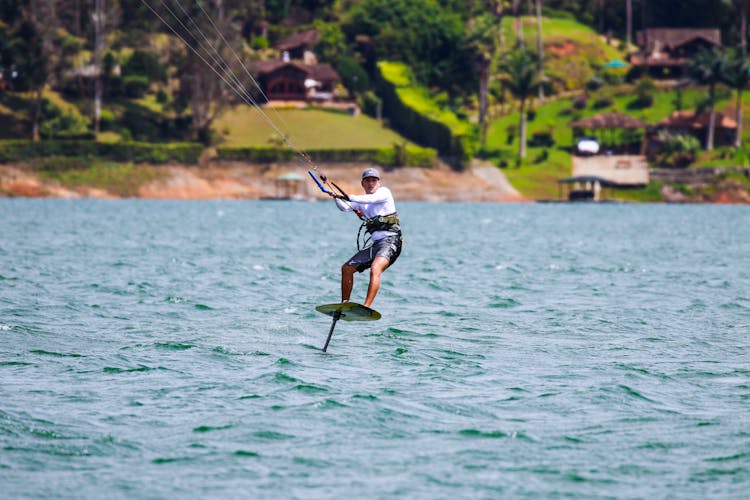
[330, 168, 402, 307]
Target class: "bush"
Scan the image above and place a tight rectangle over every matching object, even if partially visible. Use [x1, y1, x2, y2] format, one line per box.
[592, 97, 614, 109]
[528, 131, 555, 148]
[40, 110, 91, 139]
[122, 49, 167, 82]
[601, 67, 627, 85]
[586, 76, 603, 91]
[628, 94, 654, 109]
[573, 94, 588, 109]
[251, 36, 269, 50]
[100, 109, 116, 130]
[654, 131, 700, 168]
[123, 75, 150, 98]
[156, 89, 169, 104]
[629, 77, 656, 109]
[533, 149, 549, 164]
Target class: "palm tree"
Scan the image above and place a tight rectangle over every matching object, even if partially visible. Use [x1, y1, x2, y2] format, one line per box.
[499, 49, 540, 160]
[721, 49, 750, 147]
[688, 47, 727, 151]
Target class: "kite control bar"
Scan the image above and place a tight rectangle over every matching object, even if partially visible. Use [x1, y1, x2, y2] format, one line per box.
[308, 170, 331, 194]
[308, 170, 350, 201]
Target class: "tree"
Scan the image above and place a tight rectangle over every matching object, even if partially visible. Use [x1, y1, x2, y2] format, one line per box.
[23, 0, 62, 140]
[721, 49, 750, 147]
[625, 0, 632, 48]
[499, 48, 540, 160]
[344, 0, 470, 91]
[688, 46, 727, 151]
[729, 0, 750, 55]
[465, 12, 502, 145]
[535, 0, 544, 99]
[167, 0, 257, 142]
[92, 0, 120, 139]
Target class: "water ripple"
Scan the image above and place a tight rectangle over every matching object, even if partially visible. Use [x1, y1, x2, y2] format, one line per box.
[1, 200, 749, 498]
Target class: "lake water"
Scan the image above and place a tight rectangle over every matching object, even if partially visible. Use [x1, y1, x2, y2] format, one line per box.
[1, 199, 749, 498]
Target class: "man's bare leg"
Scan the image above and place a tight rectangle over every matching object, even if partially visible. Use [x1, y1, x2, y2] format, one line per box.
[341, 263, 356, 302]
[363, 257, 389, 308]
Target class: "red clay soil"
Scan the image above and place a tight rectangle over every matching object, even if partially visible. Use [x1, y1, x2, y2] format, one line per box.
[0, 162, 529, 202]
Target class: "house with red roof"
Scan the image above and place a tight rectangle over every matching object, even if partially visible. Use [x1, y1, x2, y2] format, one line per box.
[251, 29, 343, 104]
[658, 110, 737, 146]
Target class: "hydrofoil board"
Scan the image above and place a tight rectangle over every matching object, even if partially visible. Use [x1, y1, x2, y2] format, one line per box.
[315, 302, 381, 322]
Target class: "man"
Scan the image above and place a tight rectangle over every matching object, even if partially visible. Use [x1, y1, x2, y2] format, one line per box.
[330, 168, 402, 308]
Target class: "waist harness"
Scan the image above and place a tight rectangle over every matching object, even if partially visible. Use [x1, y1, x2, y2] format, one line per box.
[365, 213, 401, 235]
[357, 212, 401, 250]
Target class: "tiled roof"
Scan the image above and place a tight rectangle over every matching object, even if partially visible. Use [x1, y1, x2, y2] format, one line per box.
[249, 60, 340, 83]
[636, 28, 721, 51]
[658, 110, 737, 129]
[274, 29, 319, 51]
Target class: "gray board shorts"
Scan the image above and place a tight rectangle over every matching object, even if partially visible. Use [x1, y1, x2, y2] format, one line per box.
[345, 234, 402, 272]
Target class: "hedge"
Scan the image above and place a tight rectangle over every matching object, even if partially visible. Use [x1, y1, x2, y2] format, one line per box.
[216, 145, 436, 168]
[375, 61, 476, 169]
[0, 140, 203, 164]
[0, 140, 437, 168]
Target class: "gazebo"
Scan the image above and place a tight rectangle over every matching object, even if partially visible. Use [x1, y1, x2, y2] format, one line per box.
[570, 112, 649, 155]
[275, 172, 306, 199]
[558, 175, 617, 201]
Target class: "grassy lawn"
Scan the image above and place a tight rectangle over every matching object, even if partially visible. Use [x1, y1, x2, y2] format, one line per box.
[214, 106, 415, 149]
[506, 16, 624, 62]
[501, 148, 570, 200]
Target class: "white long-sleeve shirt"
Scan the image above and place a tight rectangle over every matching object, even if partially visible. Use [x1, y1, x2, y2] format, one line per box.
[334, 186, 398, 241]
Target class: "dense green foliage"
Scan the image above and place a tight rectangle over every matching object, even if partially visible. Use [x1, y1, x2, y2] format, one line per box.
[0, 140, 203, 163]
[217, 144, 436, 168]
[343, 0, 473, 92]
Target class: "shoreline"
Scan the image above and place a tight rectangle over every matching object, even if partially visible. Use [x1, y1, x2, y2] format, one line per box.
[2, 162, 749, 203]
[0, 161, 529, 202]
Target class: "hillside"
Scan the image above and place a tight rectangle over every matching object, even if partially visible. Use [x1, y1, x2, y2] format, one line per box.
[506, 16, 625, 92]
[2, 2, 750, 203]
